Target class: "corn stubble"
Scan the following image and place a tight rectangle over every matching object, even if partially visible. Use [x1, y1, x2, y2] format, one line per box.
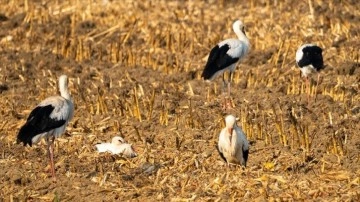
[0, 0, 359, 201]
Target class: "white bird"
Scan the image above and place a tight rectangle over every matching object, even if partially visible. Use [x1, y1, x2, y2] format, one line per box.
[95, 136, 137, 158]
[17, 75, 74, 180]
[202, 20, 250, 108]
[295, 44, 324, 100]
[217, 115, 249, 167]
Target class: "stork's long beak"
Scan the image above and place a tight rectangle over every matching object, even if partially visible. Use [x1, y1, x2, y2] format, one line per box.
[228, 127, 233, 145]
[242, 27, 246, 36]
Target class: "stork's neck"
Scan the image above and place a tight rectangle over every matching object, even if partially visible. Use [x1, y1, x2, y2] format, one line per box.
[234, 28, 249, 46]
[60, 85, 71, 100]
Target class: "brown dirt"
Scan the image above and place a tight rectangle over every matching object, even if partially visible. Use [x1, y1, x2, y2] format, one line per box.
[0, 0, 359, 201]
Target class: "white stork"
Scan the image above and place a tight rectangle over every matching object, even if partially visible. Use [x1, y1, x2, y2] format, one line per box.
[17, 75, 74, 180]
[201, 20, 250, 108]
[295, 44, 324, 99]
[217, 115, 249, 167]
[95, 136, 137, 158]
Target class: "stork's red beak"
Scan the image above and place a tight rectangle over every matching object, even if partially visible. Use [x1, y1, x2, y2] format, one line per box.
[228, 127, 233, 145]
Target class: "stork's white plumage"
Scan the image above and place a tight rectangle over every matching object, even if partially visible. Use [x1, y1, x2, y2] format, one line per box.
[17, 75, 74, 181]
[217, 115, 249, 166]
[295, 44, 324, 100]
[202, 20, 250, 108]
[96, 136, 137, 158]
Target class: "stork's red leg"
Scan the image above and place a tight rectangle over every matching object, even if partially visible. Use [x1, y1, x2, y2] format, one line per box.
[48, 136, 56, 181]
[227, 81, 231, 99]
[306, 77, 310, 103]
[225, 72, 233, 110]
[314, 73, 320, 102]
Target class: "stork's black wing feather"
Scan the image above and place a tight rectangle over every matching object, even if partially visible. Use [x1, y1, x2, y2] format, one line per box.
[201, 44, 239, 80]
[17, 105, 66, 146]
[243, 149, 249, 167]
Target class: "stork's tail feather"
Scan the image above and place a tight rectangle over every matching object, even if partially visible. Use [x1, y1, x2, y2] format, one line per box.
[243, 149, 249, 167]
[201, 62, 220, 80]
[17, 124, 37, 147]
[201, 67, 214, 80]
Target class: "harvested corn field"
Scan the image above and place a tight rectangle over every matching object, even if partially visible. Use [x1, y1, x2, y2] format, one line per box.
[0, 0, 359, 201]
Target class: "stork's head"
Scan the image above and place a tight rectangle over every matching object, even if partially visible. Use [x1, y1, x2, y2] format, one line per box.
[111, 136, 125, 145]
[225, 115, 237, 135]
[233, 20, 246, 35]
[225, 115, 236, 128]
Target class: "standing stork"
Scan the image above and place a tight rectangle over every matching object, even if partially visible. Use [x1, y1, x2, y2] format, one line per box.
[295, 44, 324, 100]
[201, 20, 250, 108]
[217, 115, 249, 167]
[17, 75, 74, 181]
